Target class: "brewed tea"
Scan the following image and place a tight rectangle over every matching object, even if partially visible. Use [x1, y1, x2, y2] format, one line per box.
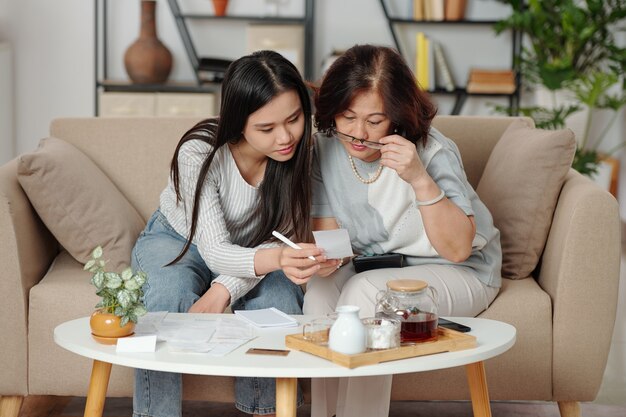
[399, 311, 438, 343]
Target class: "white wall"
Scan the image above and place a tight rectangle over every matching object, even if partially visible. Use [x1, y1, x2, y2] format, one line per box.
[4, 0, 626, 215]
[0, 42, 13, 165]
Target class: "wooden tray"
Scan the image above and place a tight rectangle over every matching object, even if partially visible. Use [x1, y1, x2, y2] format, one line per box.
[285, 327, 476, 368]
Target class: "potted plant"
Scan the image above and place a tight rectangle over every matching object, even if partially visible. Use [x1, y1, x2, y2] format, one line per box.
[84, 246, 148, 343]
[493, 0, 626, 180]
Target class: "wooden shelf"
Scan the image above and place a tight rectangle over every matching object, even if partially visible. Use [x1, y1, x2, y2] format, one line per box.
[388, 18, 499, 25]
[430, 87, 517, 97]
[98, 80, 221, 94]
[177, 13, 305, 24]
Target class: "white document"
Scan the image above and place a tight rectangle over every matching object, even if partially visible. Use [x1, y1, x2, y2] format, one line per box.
[134, 311, 168, 335]
[116, 335, 157, 353]
[234, 307, 298, 328]
[313, 229, 354, 259]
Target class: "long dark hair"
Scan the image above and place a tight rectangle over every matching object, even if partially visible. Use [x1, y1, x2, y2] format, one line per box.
[314, 44, 437, 146]
[168, 50, 312, 265]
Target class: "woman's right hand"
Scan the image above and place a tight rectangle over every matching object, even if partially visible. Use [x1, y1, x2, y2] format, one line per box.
[279, 243, 324, 285]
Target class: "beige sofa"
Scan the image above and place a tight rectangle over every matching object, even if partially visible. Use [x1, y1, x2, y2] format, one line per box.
[0, 116, 620, 417]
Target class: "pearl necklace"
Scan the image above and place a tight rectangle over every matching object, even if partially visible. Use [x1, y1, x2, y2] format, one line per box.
[348, 155, 383, 184]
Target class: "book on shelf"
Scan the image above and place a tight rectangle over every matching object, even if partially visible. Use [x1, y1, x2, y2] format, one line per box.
[422, 0, 444, 21]
[466, 68, 516, 94]
[433, 42, 455, 92]
[416, 33, 451, 93]
[431, 0, 445, 21]
[415, 32, 429, 90]
[413, 0, 425, 20]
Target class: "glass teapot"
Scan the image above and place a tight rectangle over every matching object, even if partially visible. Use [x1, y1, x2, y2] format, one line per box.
[375, 279, 439, 343]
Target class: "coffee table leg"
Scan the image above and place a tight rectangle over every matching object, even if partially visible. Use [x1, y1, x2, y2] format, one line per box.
[84, 360, 112, 417]
[465, 361, 492, 417]
[275, 377, 297, 417]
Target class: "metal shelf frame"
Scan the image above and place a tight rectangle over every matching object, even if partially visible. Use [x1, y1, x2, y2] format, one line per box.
[378, 0, 521, 116]
[94, 0, 315, 115]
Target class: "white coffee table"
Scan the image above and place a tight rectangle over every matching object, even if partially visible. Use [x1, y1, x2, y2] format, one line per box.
[54, 314, 515, 417]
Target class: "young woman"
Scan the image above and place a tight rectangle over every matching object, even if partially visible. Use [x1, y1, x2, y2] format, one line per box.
[131, 50, 323, 417]
[304, 44, 502, 417]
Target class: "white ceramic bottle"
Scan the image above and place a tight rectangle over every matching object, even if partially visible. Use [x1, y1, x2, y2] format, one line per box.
[328, 305, 366, 354]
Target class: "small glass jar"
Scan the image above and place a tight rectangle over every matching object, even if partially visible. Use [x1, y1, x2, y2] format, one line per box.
[361, 317, 401, 350]
[375, 279, 439, 343]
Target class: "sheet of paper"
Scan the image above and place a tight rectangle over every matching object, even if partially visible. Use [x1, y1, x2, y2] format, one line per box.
[313, 229, 354, 259]
[165, 317, 256, 355]
[116, 335, 157, 353]
[134, 311, 168, 335]
[234, 307, 298, 328]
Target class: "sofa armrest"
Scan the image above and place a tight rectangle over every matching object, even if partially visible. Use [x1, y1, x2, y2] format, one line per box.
[0, 159, 58, 395]
[537, 169, 620, 401]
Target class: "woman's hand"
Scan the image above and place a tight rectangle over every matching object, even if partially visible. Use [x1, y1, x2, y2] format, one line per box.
[279, 243, 325, 285]
[379, 134, 428, 188]
[316, 258, 343, 278]
[188, 283, 231, 313]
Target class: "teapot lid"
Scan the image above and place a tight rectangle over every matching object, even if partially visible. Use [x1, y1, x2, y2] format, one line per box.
[386, 279, 428, 292]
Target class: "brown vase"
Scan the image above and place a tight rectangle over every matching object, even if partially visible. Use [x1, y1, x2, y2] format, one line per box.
[90, 310, 135, 345]
[124, 0, 173, 84]
[445, 0, 467, 21]
[212, 0, 229, 16]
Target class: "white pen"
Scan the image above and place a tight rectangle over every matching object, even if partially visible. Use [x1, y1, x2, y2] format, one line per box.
[272, 230, 317, 261]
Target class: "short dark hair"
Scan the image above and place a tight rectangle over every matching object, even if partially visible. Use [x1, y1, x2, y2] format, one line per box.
[314, 44, 437, 146]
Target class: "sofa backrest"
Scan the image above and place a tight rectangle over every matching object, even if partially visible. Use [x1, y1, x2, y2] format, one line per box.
[50, 116, 530, 221]
[50, 117, 200, 221]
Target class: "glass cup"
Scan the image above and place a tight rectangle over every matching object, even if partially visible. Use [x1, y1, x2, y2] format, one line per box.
[302, 314, 336, 345]
[361, 317, 401, 350]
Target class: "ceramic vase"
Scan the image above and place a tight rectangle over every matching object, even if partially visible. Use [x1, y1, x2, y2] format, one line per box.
[328, 305, 366, 354]
[90, 310, 135, 345]
[124, 0, 173, 84]
[212, 0, 229, 16]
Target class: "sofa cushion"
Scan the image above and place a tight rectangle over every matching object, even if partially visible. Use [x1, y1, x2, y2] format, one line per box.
[392, 278, 553, 400]
[476, 120, 576, 279]
[17, 137, 145, 270]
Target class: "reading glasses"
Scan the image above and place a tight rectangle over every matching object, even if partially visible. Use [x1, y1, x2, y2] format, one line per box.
[317, 129, 384, 150]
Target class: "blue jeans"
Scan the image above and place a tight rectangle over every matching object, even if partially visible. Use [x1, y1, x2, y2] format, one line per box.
[131, 210, 304, 417]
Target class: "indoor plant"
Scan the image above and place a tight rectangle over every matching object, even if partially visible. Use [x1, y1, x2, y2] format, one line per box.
[494, 0, 626, 177]
[85, 246, 148, 342]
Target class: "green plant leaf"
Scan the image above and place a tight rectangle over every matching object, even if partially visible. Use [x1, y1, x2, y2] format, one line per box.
[134, 272, 147, 287]
[117, 289, 132, 308]
[84, 259, 96, 271]
[92, 271, 105, 289]
[121, 267, 133, 281]
[124, 277, 140, 291]
[120, 316, 130, 327]
[572, 148, 600, 176]
[92, 246, 103, 259]
[104, 273, 122, 289]
[133, 305, 147, 317]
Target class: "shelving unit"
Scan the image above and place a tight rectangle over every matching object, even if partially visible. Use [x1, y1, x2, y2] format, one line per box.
[94, 0, 314, 116]
[168, 0, 315, 83]
[378, 0, 521, 115]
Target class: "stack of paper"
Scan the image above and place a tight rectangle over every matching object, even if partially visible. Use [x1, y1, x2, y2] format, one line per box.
[234, 307, 298, 328]
[132, 313, 256, 355]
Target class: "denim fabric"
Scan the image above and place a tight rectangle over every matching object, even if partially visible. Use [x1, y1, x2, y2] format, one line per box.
[232, 272, 305, 414]
[132, 210, 304, 417]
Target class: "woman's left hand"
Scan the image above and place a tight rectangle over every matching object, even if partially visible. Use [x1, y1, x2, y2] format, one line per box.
[188, 283, 231, 313]
[379, 134, 427, 187]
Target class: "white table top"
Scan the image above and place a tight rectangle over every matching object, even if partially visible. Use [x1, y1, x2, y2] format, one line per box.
[54, 314, 515, 379]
